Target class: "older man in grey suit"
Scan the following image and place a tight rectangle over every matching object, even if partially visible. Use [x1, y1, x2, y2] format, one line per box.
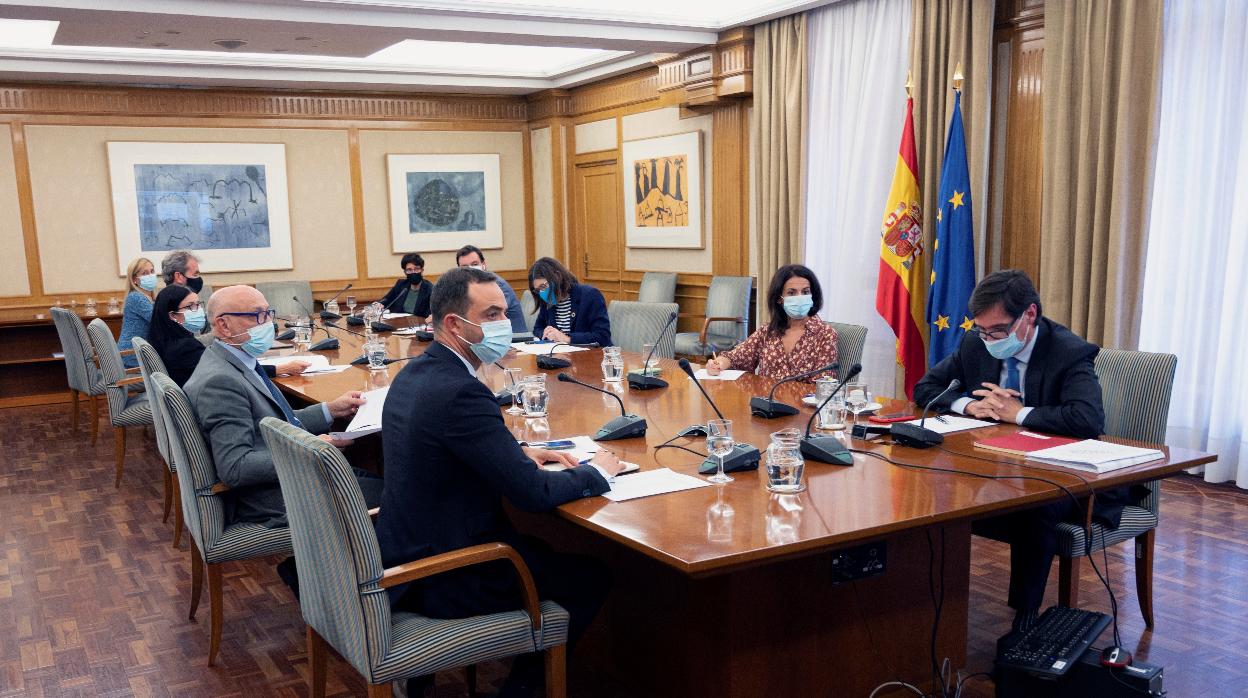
[185, 285, 382, 528]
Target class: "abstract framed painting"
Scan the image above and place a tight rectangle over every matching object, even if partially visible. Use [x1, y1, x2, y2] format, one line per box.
[621, 130, 704, 249]
[387, 153, 503, 253]
[106, 142, 293, 274]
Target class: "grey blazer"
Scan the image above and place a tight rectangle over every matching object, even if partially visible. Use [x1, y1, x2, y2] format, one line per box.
[185, 340, 331, 526]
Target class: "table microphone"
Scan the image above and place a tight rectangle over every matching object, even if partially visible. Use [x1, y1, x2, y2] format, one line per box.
[677, 359, 760, 472]
[325, 320, 377, 363]
[319, 283, 352, 320]
[628, 311, 678, 390]
[890, 379, 961, 448]
[536, 342, 599, 370]
[293, 296, 340, 351]
[800, 363, 861, 464]
[356, 293, 404, 330]
[555, 373, 647, 440]
[750, 362, 839, 418]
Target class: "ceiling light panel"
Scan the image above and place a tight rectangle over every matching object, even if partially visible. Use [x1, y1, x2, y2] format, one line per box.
[0, 19, 58, 48]
[367, 39, 626, 76]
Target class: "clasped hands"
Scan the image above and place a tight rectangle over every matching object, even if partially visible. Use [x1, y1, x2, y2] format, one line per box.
[964, 382, 1023, 423]
[522, 445, 625, 476]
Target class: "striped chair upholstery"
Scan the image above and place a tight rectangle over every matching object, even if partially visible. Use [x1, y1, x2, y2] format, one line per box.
[674, 275, 752, 357]
[826, 321, 868, 373]
[86, 318, 153, 488]
[151, 373, 293, 665]
[255, 280, 315, 320]
[1054, 348, 1177, 628]
[50, 308, 107, 444]
[607, 301, 679, 357]
[520, 289, 539, 333]
[132, 337, 183, 546]
[637, 272, 677, 303]
[260, 418, 570, 694]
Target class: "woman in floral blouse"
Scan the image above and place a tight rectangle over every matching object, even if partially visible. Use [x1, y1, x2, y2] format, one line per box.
[706, 264, 838, 383]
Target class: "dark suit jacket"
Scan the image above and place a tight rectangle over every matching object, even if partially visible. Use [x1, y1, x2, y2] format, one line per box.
[532, 283, 613, 347]
[377, 278, 433, 317]
[376, 341, 610, 601]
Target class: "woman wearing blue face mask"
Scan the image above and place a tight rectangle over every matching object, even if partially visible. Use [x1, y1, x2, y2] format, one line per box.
[147, 285, 307, 386]
[528, 256, 613, 347]
[706, 264, 838, 383]
[118, 257, 158, 368]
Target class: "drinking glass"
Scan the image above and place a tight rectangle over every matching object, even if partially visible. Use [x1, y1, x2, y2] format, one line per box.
[846, 381, 870, 426]
[814, 377, 846, 430]
[325, 299, 340, 317]
[640, 343, 658, 375]
[503, 367, 525, 415]
[705, 418, 734, 484]
[84, 298, 97, 316]
[522, 374, 549, 417]
[294, 321, 312, 351]
[601, 346, 624, 382]
[365, 341, 387, 371]
[345, 295, 357, 316]
[107, 297, 120, 315]
[765, 428, 805, 493]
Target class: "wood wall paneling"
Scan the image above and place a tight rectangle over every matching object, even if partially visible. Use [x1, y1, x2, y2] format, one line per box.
[10, 122, 42, 298]
[569, 153, 624, 299]
[712, 102, 750, 276]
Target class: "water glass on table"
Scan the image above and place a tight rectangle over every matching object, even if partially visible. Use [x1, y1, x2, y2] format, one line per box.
[846, 381, 871, 426]
[503, 367, 525, 415]
[640, 343, 659, 375]
[765, 428, 806, 493]
[345, 295, 357, 317]
[601, 346, 624, 382]
[705, 418, 735, 484]
[365, 341, 387, 371]
[814, 377, 847, 430]
[522, 374, 549, 417]
[294, 320, 313, 351]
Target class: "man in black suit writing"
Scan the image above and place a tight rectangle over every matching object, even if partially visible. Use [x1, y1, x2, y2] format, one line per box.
[376, 266, 624, 696]
[915, 270, 1128, 633]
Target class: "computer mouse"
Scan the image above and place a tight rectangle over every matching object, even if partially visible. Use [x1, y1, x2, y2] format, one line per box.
[1100, 645, 1132, 668]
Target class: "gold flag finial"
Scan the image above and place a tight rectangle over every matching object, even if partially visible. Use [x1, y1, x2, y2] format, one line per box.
[952, 62, 964, 92]
[905, 71, 913, 97]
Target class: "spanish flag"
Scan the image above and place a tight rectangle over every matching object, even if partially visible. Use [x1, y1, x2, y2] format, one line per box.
[875, 97, 928, 399]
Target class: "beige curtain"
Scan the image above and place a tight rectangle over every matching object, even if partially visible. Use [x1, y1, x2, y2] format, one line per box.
[909, 0, 996, 277]
[1040, 0, 1163, 349]
[751, 14, 807, 319]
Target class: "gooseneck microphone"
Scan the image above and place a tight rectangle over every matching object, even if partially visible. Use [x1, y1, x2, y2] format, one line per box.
[750, 362, 839, 418]
[800, 363, 861, 464]
[677, 359, 760, 472]
[536, 342, 599, 370]
[319, 283, 353, 320]
[628, 311, 679, 390]
[556, 373, 647, 441]
[324, 320, 375, 365]
[891, 379, 961, 448]
[293, 296, 340, 351]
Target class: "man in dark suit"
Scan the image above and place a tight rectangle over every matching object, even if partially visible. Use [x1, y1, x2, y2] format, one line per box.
[377, 267, 624, 696]
[914, 269, 1126, 632]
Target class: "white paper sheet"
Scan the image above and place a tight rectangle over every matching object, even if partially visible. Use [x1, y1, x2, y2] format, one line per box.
[382, 312, 412, 319]
[1026, 440, 1164, 473]
[693, 369, 746, 381]
[259, 354, 329, 370]
[328, 386, 389, 439]
[300, 364, 353, 375]
[602, 468, 712, 502]
[894, 415, 996, 434]
[510, 342, 590, 356]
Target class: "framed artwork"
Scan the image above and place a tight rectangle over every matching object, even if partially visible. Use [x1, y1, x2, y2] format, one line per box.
[107, 142, 293, 274]
[621, 130, 704, 249]
[387, 153, 503, 253]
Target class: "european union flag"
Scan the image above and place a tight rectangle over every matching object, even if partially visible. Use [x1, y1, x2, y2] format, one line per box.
[926, 91, 976, 367]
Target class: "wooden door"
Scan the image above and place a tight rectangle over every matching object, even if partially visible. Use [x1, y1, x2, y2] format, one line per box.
[569, 156, 624, 300]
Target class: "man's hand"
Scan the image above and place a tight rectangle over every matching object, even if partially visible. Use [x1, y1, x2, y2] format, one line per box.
[972, 382, 1024, 423]
[275, 359, 311, 376]
[964, 399, 1000, 421]
[590, 448, 625, 476]
[318, 434, 354, 448]
[542, 326, 571, 344]
[523, 446, 579, 469]
[327, 391, 365, 419]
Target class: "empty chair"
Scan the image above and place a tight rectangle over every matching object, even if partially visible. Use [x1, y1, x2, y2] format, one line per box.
[637, 272, 677, 304]
[255, 280, 314, 319]
[151, 373, 292, 665]
[85, 318, 152, 488]
[826, 321, 868, 372]
[1055, 348, 1178, 628]
[520, 289, 540, 333]
[132, 337, 183, 547]
[607, 301, 679, 358]
[260, 417, 571, 698]
[673, 275, 752, 357]
[50, 307, 107, 444]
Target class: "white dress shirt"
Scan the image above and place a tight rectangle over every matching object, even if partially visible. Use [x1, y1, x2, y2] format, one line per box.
[950, 324, 1039, 425]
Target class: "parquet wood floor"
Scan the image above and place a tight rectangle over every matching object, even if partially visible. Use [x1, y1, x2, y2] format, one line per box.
[1, 404, 1244, 697]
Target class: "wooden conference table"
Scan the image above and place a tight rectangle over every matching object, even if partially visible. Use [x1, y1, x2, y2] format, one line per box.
[273, 318, 1214, 696]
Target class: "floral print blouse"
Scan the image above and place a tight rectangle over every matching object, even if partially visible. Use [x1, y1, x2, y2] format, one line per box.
[720, 316, 839, 383]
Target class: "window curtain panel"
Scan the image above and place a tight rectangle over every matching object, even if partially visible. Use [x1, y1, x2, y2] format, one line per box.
[1139, 0, 1248, 487]
[1040, 0, 1163, 349]
[752, 13, 808, 321]
[909, 0, 996, 275]
[803, 0, 912, 398]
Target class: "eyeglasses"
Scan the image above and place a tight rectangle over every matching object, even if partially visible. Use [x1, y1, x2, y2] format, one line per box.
[971, 317, 1020, 341]
[219, 309, 276, 325]
[176, 301, 202, 312]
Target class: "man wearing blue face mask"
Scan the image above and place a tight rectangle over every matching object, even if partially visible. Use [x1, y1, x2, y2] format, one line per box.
[914, 269, 1128, 635]
[377, 267, 624, 697]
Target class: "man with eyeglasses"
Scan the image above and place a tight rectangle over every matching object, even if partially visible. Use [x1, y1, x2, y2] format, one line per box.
[914, 269, 1133, 635]
[184, 285, 383, 538]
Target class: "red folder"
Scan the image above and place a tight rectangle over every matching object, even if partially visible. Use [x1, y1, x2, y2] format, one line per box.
[973, 430, 1081, 457]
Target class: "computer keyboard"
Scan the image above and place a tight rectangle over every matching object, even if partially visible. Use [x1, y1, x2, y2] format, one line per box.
[995, 606, 1111, 678]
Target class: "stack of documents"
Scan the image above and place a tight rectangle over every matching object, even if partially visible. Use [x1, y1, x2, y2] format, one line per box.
[258, 354, 352, 375]
[895, 415, 995, 434]
[328, 386, 389, 439]
[1025, 440, 1165, 473]
[510, 342, 589, 356]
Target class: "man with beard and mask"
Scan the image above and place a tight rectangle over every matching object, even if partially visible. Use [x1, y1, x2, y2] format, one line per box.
[377, 252, 434, 322]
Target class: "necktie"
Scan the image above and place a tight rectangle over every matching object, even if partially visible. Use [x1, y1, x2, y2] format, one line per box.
[253, 362, 303, 430]
[1004, 357, 1021, 393]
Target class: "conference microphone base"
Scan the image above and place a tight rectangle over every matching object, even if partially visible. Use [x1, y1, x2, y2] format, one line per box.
[678, 423, 708, 437]
[276, 329, 296, 341]
[320, 311, 341, 320]
[494, 387, 516, 406]
[750, 397, 800, 418]
[595, 414, 647, 441]
[350, 356, 369, 366]
[371, 322, 397, 333]
[698, 444, 761, 475]
[536, 356, 573, 370]
[346, 316, 365, 326]
[414, 330, 434, 341]
[890, 422, 943, 448]
[627, 374, 668, 390]
[800, 436, 854, 465]
[310, 338, 340, 351]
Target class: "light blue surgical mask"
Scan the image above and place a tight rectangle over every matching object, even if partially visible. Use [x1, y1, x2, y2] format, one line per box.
[782, 295, 813, 319]
[236, 321, 276, 358]
[455, 315, 513, 364]
[538, 287, 554, 305]
[181, 308, 206, 333]
[138, 273, 158, 292]
[982, 316, 1025, 359]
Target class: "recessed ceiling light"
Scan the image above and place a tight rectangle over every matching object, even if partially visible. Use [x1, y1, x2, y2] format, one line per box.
[165, 30, 181, 35]
[213, 39, 248, 50]
[151, 43, 169, 48]
[0, 19, 58, 48]
[367, 39, 625, 74]
[294, 36, 313, 41]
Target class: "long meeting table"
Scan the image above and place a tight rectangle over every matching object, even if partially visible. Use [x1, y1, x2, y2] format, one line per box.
[270, 319, 1215, 696]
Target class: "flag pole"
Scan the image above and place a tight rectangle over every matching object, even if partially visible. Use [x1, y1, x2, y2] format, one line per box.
[906, 70, 913, 98]
[952, 61, 964, 92]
